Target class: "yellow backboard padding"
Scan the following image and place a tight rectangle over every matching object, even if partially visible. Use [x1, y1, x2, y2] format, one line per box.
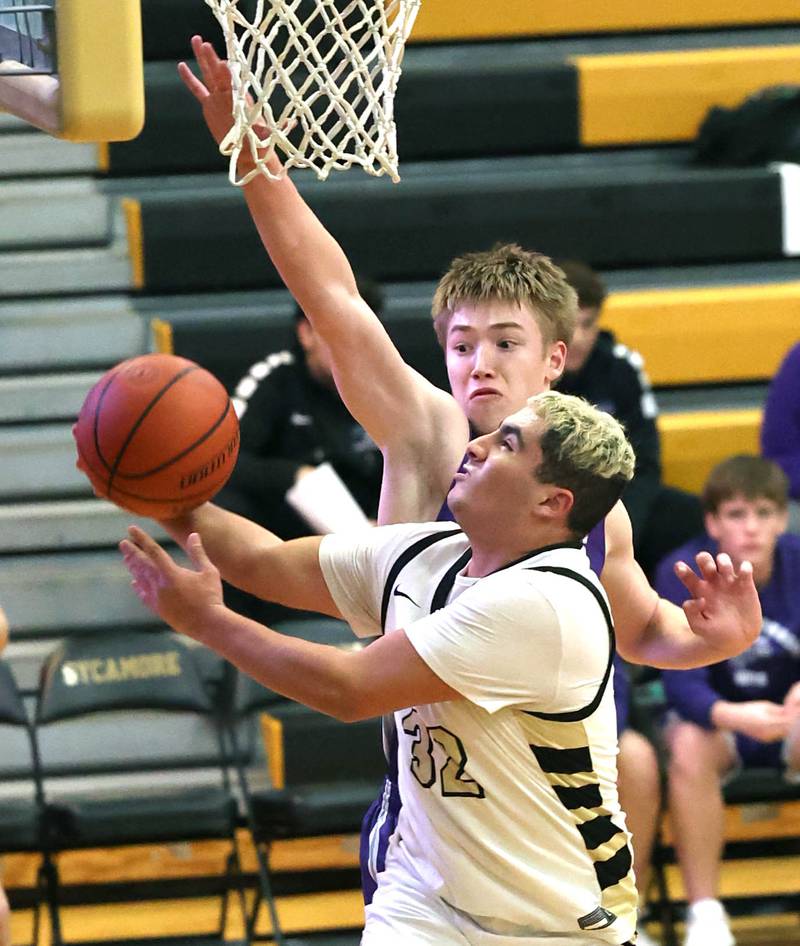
[56, 0, 144, 142]
[600, 283, 800, 387]
[575, 46, 800, 147]
[410, 0, 800, 41]
[659, 409, 762, 494]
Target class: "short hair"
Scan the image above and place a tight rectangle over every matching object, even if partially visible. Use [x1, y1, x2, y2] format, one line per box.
[431, 243, 578, 349]
[557, 259, 608, 312]
[702, 455, 789, 513]
[529, 391, 635, 536]
[295, 273, 385, 322]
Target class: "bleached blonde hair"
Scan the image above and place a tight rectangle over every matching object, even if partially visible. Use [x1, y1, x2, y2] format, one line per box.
[431, 243, 578, 348]
[529, 391, 635, 535]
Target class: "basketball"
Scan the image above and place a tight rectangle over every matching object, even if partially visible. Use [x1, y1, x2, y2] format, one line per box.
[74, 353, 240, 519]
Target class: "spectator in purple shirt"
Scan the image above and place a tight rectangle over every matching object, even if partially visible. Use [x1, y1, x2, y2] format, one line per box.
[654, 455, 800, 946]
[761, 339, 800, 533]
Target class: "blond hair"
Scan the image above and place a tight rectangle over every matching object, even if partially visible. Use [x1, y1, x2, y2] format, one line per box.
[431, 243, 578, 348]
[529, 391, 635, 536]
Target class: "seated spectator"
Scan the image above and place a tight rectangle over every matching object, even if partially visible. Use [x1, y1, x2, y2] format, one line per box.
[215, 277, 385, 620]
[557, 261, 703, 578]
[761, 339, 800, 532]
[614, 656, 663, 946]
[654, 455, 800, 946]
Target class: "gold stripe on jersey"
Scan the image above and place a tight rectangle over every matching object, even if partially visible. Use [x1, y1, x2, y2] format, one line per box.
[519, 713, 636, 927]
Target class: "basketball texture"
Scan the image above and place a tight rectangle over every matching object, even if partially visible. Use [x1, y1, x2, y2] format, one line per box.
[74, 353, 239, 519]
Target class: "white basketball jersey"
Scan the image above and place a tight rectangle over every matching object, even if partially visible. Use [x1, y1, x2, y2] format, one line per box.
[320, 522, 637, 944]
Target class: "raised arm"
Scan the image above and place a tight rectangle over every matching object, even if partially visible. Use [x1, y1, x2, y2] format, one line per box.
[179, 37, 467, 519]
[602, 502, 761, 669]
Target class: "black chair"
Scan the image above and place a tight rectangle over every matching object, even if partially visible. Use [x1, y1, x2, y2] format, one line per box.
[0, 658, 60, 945]
[34, 628, 251, 946]
[220, 618, 384, 943]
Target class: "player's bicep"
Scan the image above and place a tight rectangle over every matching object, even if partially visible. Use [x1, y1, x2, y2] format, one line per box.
[601, 502, 659, 663]
[319, 291, 460, 452]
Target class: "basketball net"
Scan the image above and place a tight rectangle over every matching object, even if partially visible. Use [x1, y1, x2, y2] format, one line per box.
[205, 0, 421, 185]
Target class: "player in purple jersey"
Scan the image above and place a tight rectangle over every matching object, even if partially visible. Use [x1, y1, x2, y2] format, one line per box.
[655, 456, 800, 946]
[179, 36, 761, 913]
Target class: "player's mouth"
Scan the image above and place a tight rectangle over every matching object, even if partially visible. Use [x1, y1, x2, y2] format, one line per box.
[469, 387, 501, 400]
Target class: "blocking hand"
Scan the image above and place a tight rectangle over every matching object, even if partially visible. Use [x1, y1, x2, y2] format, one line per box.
[673, 551, 761, 659]
[178, 34, 270, 147]
[120, 525, 224, 640]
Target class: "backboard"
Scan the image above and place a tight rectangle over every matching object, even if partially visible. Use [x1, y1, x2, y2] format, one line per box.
[0, 0, 144, 141]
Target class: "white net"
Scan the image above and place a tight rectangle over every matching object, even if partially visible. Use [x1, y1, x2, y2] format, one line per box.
[206, 0, 421, 185]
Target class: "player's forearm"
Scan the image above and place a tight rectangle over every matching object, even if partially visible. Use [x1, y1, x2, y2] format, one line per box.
[159, 503, 283, 587]
[242, 167, 360, 335]
[192, 605, 362, 721]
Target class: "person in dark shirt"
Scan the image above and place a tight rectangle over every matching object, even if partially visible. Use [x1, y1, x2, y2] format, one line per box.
[215, 278, 384, 621]
[655, 455, 800, 946]
[557, 261, 703, 579]
[217, 277, 385, 539]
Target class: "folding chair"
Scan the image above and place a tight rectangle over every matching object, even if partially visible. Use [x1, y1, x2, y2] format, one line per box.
[219, 617, 384, 944]
[34, 628, 249, 946]
[0, 658, 59, 946]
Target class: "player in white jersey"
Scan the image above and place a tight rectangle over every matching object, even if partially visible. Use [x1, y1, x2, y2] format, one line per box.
[120, 391, 641, 944]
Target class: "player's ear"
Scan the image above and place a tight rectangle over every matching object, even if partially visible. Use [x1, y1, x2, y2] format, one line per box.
[295, 316, 314, 351]
[544, 340, 567, 384]
[538, 486, 573, 520]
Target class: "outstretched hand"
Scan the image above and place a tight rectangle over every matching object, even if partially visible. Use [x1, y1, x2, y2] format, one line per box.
[674, 551, 761, 659]
[120, 525, 224, 640]
[178, 34, 240, 146]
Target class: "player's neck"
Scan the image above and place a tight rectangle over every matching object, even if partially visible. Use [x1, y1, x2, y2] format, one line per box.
[465, 523, 575, 577]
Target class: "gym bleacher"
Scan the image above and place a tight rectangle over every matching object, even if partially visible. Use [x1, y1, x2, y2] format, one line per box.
[1, 0, 800, 943]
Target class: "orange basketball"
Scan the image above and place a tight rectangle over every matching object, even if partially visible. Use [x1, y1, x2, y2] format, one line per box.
[74, 353, 239, 519]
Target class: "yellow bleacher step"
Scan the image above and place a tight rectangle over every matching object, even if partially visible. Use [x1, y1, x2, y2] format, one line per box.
[411, 0, 800, 41]
[659, 409, 762, 494]
[574, 46, 800, 146]
[601, 282, 800, 387]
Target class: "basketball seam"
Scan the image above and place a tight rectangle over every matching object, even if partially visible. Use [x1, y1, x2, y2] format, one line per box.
[77, 443, 234, 507]
[97, 365, 199, 491]
[113, 398, 235, 481]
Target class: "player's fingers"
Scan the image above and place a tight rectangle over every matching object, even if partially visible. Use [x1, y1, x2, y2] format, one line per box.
[177, 61, 209, 102]
[673, 560, 700, 597]
[715, 552, 735, 581]
[127, 525, 172, 568]
[735, 558, 754, 583]
[695, 551, 718, 581]
[186, 532, 213, 573]
[682, 597, 707, 623]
